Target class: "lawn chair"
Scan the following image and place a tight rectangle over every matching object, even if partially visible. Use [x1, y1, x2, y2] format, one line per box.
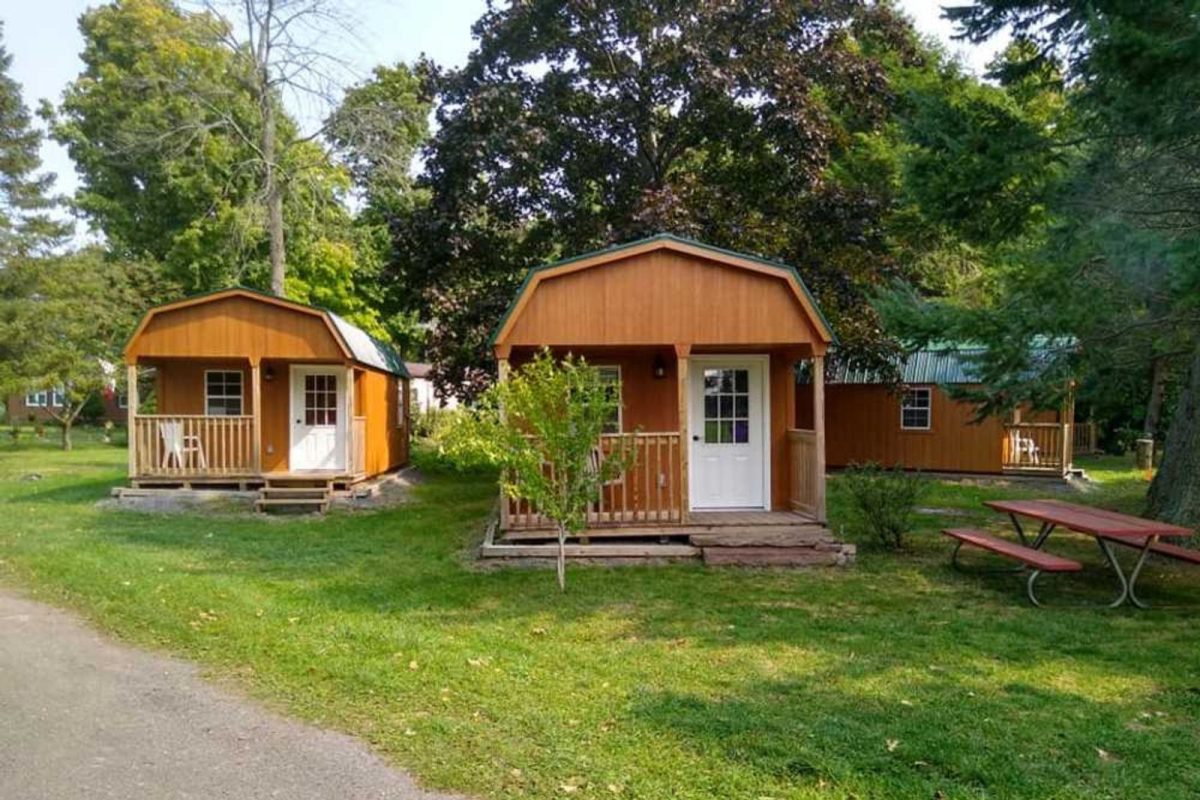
[159, 421, 207, 469]
[1009, 429, 1040, 466]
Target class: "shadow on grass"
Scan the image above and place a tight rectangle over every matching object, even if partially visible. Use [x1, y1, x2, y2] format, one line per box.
[629, 665, 1200, 799]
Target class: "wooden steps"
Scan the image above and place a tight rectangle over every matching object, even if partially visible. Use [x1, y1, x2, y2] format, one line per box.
[256, 477, 333, 514]
[487, 518, 855, 568]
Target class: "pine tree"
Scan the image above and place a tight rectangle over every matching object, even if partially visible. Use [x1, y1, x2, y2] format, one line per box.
[0, 23, 68, 261]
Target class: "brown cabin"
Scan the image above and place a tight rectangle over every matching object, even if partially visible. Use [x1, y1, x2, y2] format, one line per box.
[490, 234, 835, 534]
[794, 346, 1086, 476]
[123, 289, 410, 490]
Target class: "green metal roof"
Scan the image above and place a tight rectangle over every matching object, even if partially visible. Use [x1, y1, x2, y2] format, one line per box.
[488, 233, 836, 346]
[822, 338, 1072, 385]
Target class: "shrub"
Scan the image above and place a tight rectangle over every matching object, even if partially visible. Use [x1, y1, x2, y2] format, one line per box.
[841, 462, 927, 550]
[413, 406, 458, 441]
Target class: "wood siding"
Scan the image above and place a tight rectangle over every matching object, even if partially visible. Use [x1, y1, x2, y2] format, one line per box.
[796, 384, 1005, 473]
[357, 368, 409, 475]
[128, 295, 345, 363]
[503, 250, 822, 348]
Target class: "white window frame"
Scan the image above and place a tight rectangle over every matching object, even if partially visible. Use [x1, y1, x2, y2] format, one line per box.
[25, 391, 48, 408]
[900, 387, 932, 431]
[596, 365, 623, 435]
[204, 370, 244, 416]
[117, 393, 128, 409]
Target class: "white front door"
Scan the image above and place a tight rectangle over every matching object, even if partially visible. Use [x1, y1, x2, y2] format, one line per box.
[289, 366, 345, 471]
[689, 357, 768, 509]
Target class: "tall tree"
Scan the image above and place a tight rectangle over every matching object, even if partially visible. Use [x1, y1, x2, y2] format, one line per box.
[390, 1, 934, 400]
[940, 1, 1200, 524]
[0, 22, 69, 261]
[198, 0, 359, 295]
[49, 0, 384, 335]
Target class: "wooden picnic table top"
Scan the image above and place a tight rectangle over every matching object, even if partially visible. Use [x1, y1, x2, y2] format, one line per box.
[984, 498, 1193, 540]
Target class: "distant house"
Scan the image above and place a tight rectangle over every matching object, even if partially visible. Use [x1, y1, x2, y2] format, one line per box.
[6, 386, 127, 424]
[404, 362, 458, 413]
[794, 344, 1083, 476]
[122, 288, 410, 504]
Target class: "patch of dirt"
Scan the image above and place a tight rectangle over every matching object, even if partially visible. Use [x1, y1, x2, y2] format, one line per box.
[335, 466, 423, 511]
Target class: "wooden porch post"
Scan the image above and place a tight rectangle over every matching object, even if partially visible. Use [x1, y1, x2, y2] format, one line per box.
[344, 364, 355, 474]
[250, 359, 262, 474]
[1061, 381, 1076, 476]
[496, 345, 512, 531]
[675, 343, 691, 522]
[126, 362, 139, 479]
[813, 353, 827, 523]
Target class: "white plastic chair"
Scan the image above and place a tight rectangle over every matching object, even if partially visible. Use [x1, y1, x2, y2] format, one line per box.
[1010, 430, 1040, 465]
[159, 421, 207, 469]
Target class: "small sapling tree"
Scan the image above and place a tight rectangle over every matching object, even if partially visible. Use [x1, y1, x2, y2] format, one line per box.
[442, 349, 632, 590]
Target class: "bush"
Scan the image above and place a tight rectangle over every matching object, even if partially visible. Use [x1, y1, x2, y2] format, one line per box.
[412, 406, 459, 440]
[79, 392, 107, 424]
[841, 462, 927, 550]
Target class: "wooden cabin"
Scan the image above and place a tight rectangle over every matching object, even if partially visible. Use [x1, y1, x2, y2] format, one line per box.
[486, 235, 855, 565]
[123, 289, 410, 506]
[794, 346, 1083, 476]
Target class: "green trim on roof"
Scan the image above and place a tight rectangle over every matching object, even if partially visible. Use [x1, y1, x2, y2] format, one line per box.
[125, 286, 408, 378]
[487, 233, 837, 347]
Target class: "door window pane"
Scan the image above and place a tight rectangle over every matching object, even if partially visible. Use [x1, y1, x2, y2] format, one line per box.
[702, 368, 751, 445]
[304, 373, 338, 426]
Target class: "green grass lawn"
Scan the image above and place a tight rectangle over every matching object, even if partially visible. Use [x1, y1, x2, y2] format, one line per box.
[2, 433, 1199, 799]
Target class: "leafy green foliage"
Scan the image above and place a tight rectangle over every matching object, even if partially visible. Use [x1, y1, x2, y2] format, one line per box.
[441, 350, 631, 589]
[840, 462, 927, 549]
[47, 0, 384, 335]
[389, 1, 945, 399]
[0, 22, 69, 260]
[0, 248, 164, 449]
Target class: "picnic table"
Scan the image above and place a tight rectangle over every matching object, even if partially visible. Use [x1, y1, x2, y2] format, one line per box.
[981, 499, 1193, 608]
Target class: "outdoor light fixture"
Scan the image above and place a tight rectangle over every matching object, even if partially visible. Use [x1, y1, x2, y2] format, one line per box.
[263, 365, 276, 382]
[652, 354, 667, 379]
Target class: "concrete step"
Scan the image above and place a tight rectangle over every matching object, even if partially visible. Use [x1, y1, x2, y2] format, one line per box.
[701, 546, 851, 567]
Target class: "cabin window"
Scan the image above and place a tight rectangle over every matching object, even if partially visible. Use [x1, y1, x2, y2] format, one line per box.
[25, 389, 63, 408]
[595, 366, 623, 434]
[703, 368, 751, 444]
[900, 387, 932, 430]
[205, 370, 244, 416]
[117, 393, 128, 409]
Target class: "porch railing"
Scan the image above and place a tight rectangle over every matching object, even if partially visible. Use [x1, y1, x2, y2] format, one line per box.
[505, 432, 683, 530]
[1073, 420, 1099, 455]
[787, 428, 819, 515]
[352, 416, 367, 475]
[1002, 423, 1068, 472]
[132, 414, 256, 477]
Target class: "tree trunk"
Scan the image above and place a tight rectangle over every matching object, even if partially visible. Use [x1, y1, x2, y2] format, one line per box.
[259, 74, 286, 296]
[60, 418, 72, 452]
[556, 523, 567, 592]
[1144, 354, 1168, 438]
[1146, 343, 1200, 526]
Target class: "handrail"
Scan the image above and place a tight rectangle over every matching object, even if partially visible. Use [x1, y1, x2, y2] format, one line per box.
[132, 414, 256, 477]
[506, 431, 683, 529]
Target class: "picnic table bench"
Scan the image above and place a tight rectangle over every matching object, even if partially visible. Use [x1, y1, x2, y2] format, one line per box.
[948, 499, 1193, 608]
[943, 528, 1083, 606]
